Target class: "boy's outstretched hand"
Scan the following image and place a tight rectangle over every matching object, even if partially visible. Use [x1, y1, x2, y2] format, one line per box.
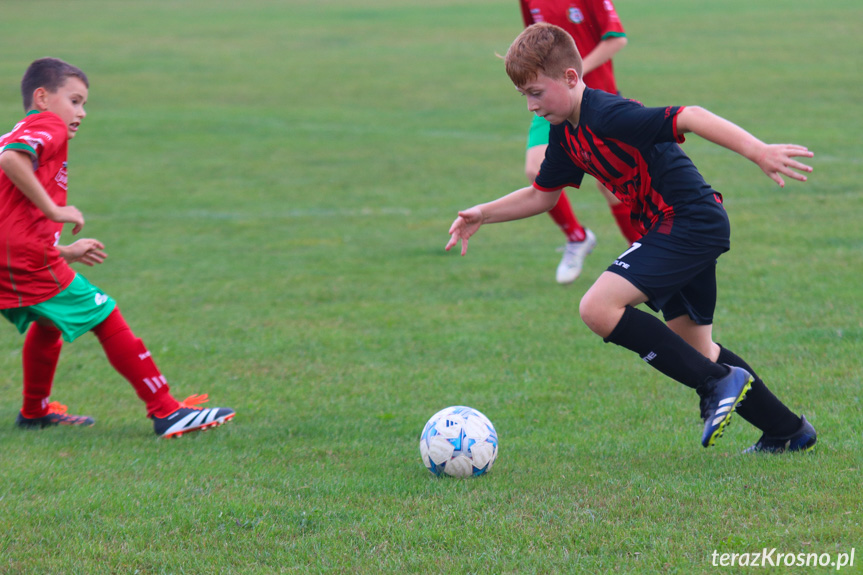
[59, 239, 107, 267]
[445, 207, 484, 256]
[756, 144, 813, 188]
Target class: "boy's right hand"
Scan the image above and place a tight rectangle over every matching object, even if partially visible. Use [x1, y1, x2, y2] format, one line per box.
[445, 206, 484, 256]
[49, 204, 85, 235]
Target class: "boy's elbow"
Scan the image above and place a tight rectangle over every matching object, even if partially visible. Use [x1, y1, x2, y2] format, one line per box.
[532, 187, 559, 213]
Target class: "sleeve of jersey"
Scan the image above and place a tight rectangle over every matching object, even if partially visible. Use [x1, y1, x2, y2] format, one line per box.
[590, 0, 626, 38]
[533, 126, 586, 191]
[1, 114, 64, 166]
[601, 99, 685, 150]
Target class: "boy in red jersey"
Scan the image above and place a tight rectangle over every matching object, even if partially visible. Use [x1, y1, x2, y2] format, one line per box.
[447, 24, 816, 452]
[0, 58, 234, 438]
[519, 0, 641, 285]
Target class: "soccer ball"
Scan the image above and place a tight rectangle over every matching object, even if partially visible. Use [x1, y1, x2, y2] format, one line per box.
[419, 406, 498, 478]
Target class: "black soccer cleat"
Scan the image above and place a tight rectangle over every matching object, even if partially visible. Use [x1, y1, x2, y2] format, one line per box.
[151, 394, 235, 438]
[743, 415, 817, 454]
[15, 402, 95, 429]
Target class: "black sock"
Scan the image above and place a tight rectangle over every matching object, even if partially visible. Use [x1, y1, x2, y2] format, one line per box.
[605, 306, 729, 390]
[717, 345, 801, 436]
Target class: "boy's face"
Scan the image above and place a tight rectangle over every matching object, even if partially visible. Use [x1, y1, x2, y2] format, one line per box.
[516, 71, 577, 125]
[33, 77, 88, 139]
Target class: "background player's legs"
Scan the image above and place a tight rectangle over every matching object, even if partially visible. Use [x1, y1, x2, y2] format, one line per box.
[21, 320, 64, 418]
[91, 307, 180, 417]
[526, 144, 587, 242]
[528, 141, 640, 247]
[526, 144, 594, 284]
[597, 180, 641, 245]
[548, 191, 588, 242]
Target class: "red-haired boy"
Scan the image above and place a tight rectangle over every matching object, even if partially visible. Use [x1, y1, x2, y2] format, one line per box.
[447, 24, 816, 452]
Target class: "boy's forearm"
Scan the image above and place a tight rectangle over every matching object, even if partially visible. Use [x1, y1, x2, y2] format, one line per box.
[0, 150, 60, 218]
[582, 36, 627, 75]
[479, 186, 560, 224]
[676, 106, 765, 163]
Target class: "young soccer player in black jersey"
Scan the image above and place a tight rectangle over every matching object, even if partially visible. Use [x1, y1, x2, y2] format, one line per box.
[446, 22, 817, 452]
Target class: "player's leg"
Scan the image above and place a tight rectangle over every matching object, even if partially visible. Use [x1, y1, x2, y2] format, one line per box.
[526, 118, 594, 285]
[665, 277, 815, 452]
[527, 144, 590, 245]
[1, 304, 94, 428]
[21, 319, 64, 418]
[91, 307, 179, 417]
[91, 307, 235, 438]
[17, 318, 95, 427]
[580, 271, 730, 389]
[717, 344, 816, 452]
[667, 315, 800, 434]
[665, 315, 720, 361]
[662, 313, 750, 446]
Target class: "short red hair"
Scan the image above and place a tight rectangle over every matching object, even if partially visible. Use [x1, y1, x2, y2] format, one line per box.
[505, 22, 583, 87]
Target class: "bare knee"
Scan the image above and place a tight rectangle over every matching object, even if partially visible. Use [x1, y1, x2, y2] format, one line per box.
[579, 292, 617, 338]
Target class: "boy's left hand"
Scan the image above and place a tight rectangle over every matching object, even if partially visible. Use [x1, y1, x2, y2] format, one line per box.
[757, 144, 813, 187]
[59, 239, 107, 266]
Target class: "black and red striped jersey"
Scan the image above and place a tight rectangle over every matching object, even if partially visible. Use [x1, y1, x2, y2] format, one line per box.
[534, 88, 726, 241]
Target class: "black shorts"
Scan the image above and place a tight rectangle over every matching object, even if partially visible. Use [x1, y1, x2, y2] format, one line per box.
[606, 202, 730, 325]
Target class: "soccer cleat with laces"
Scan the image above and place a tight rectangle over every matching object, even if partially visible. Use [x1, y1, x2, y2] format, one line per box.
[556, 229, 597, 285]
[698, 366, 752, 448]
[151, 394, 235, 438]
[743, 415, 817, 454]
[15, 401, 95, 429]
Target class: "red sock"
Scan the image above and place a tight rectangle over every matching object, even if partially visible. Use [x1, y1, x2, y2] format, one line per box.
[92, 308, 180, 418]
[21, 322, 64, 418]
[548, 192, 586, 242]
[610, 202, 642, 244]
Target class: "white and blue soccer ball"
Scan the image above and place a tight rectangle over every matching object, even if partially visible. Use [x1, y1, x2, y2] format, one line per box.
[419, 406, 498, 478]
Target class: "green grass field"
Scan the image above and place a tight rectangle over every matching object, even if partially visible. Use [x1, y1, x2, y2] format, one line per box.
[1, 1, 861, 573]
